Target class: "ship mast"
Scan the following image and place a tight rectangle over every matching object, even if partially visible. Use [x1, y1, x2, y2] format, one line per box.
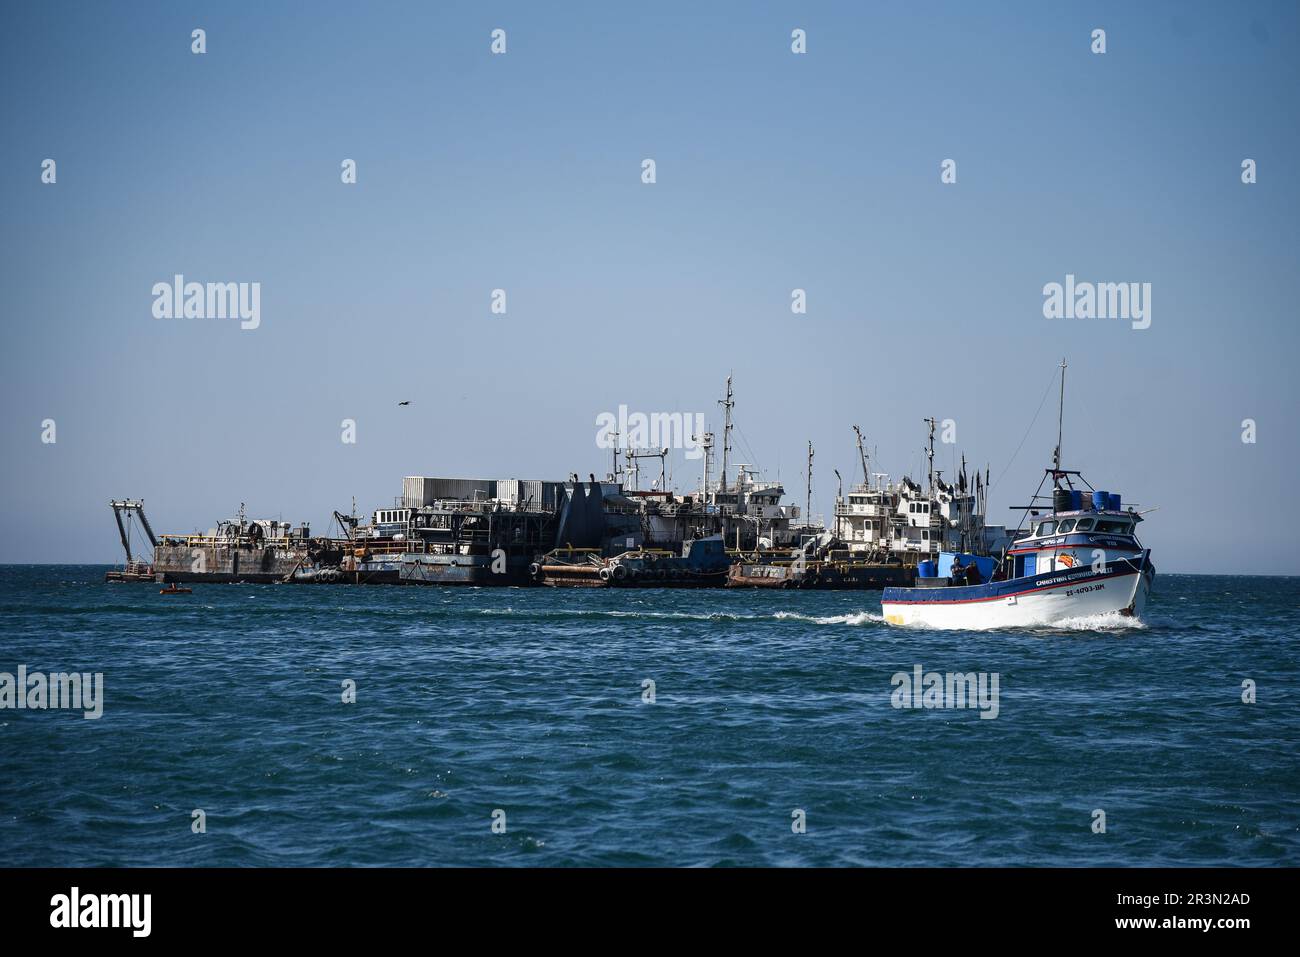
[1052, 358, 1067, 485]
[697, 431, 713, 499]
[853, 424, 869, 486]
[923, 417, 937, 493]
[806, 440, 814, 531]
[718, 375, 734, 492]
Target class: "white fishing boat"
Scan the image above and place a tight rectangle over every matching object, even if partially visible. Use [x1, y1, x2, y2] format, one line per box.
[881, 361, 1155, 629]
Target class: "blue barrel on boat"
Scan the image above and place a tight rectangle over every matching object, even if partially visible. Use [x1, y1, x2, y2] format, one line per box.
[1092, 490, 1110, 511]
[918, 560, 937, 578]
[1108, 492, 1122, 511]
[1070, 489, 1083, 511]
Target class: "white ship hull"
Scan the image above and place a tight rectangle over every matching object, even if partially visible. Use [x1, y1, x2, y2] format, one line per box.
[882, 555, 1152, 630]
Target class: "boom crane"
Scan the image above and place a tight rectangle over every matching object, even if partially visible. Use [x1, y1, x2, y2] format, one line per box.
[106, 500, 158, 582]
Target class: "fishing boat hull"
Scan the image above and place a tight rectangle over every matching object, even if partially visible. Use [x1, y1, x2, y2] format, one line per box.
[881, 552, 1153, 629]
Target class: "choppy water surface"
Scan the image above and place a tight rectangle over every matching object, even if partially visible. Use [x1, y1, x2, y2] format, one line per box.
[1, 567, 1296, 866]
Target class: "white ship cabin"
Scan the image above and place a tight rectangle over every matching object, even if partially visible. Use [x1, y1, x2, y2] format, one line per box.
[892, 477, 958, 555]
[834, 483, 899, 552]
[1008, 505, 1143, 578]
[835, 474, 993, 557]
[370, 507, 412, 538]
[705, 466, 804, 544]
[832, 477, 938, 555]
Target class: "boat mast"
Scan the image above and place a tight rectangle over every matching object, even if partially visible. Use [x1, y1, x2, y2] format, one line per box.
[718, 375, 734, 492]
[698, 431, 713, 499]
[853, 425, 869, 486]
[923, 417, 937, 492]
[1052, 358, 1067, 486]
[806, 440, 814, 531]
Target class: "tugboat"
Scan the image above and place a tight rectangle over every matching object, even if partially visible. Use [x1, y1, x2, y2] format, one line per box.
[881, 361, 1155, 628]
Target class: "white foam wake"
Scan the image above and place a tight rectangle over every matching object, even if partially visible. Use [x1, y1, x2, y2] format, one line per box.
[1041, 611, 1149, 631]
[773, 610, 884, 626]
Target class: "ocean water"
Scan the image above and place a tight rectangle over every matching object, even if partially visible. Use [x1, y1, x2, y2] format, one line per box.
[0, 566, 1296, 867]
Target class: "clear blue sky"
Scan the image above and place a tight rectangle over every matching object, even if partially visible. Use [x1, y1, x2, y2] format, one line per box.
[2, 1, 1296, 573]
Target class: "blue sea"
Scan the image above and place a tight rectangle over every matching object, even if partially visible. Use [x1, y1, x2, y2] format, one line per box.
[1, 566, 1296, 867]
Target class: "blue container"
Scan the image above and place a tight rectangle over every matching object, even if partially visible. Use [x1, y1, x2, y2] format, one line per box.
[1092, 490, 1110, 511]
[918, 560, 937, 578]
[1108, 492, 1122, 512]
[1069, 489, 1083, 511]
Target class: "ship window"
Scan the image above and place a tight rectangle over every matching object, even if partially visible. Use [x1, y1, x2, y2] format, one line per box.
[1075, 518, 1094, 531]
[1037, 521, 1057, 536]
[1057, 519, 1076, 532]
[1095, 520, 1132, 534]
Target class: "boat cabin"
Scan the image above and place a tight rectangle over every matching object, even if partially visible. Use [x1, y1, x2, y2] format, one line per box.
[1009, 505, 1143, 578]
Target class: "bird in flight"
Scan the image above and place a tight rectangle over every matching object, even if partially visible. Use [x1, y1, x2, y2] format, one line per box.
[398, 400, 410, 406]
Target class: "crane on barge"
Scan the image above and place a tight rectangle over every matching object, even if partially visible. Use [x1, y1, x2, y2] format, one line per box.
[105, 499, 158, 582]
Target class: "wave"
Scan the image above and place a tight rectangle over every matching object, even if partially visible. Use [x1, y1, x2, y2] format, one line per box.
[773, 610, 884, 626]
[1037, 611, 1149, 632]
[476, 607, 886, 626]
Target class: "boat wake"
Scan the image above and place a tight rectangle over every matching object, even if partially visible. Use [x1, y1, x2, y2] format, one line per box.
[773, 610, 885, 626]
[466, 606, 888, 626]
[1036, 611, 1149, 632]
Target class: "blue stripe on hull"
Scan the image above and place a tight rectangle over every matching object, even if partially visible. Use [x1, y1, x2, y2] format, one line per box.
[883, 552, 1151, 606]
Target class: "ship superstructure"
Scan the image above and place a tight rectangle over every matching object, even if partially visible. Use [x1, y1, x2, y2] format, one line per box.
[833, 423, 1011, 562]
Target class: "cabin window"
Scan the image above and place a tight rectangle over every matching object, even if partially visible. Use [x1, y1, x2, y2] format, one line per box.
[1075, 518, 1094, 531]
[1037, 521, 1057, 536]
[1057, 519, 1076, 533]
[1095, 520, 1132, 534]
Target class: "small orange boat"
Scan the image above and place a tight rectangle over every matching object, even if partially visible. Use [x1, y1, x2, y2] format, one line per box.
[159, 584, 192, 595]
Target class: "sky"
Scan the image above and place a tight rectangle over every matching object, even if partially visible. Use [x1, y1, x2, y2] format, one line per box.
[1, 1, 1297, 573]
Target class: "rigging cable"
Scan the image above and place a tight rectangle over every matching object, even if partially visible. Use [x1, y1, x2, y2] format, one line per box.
[990, 365, 1059, 491]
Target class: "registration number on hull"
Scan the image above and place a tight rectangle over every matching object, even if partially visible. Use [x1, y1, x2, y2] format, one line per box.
[1065, 582, 1105, 597]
